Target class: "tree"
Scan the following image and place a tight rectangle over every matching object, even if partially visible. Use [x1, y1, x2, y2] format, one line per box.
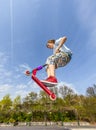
[12, 95, 22, 111]
[0, 94, 12, 123]
[86, 84, 96, 97]
[59, 85, 75, 99]
[82, 96, 96, 123]
[23, 91, 38, 113]
[0, 94, 12, 110]
[24, 92, 38, 103]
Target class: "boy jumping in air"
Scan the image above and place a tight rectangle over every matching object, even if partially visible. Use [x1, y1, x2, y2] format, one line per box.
[44, 36, 72, 83]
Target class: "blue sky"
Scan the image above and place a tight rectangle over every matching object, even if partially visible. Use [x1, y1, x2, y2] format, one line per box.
[0, 0, 96, 99]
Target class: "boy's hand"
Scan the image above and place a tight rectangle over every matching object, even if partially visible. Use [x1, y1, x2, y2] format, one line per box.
[25, 70, 30, 76]
[55, 49, 60, 54]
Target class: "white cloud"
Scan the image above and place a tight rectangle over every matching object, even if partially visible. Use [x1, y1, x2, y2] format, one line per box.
[17, 63, 32, 74]
[0, 52, 9, 65]
[16, 84, 27, 89]
[14, 81, 40, 99]
[0, 84, 12, 93]
[15, 90, 29, 98]
[0, 52, 41, 99]
[0, 52, 13, 84]
[26, 80, 41, 92]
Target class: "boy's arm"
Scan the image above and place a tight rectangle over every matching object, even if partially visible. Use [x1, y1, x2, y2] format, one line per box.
[55, 36, 67, 53]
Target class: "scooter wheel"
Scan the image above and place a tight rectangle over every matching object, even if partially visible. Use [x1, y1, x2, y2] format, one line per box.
[50, 93, 56, 101]
[25, 70, 30, 76]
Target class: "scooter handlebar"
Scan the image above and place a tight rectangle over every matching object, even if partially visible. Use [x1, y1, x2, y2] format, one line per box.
[32, 64, 47, 75]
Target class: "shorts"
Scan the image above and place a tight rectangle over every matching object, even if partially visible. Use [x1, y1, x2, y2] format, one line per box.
[46, 52, 72, 69]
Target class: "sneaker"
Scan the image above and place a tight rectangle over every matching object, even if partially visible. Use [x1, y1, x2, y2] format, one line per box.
[45, 76, 58, 83]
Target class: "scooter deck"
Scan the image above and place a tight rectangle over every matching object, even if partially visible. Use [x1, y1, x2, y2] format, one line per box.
[41, 80, 58, 87]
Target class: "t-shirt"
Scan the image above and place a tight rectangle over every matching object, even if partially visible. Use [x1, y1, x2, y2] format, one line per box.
[53, 37, 72, 55]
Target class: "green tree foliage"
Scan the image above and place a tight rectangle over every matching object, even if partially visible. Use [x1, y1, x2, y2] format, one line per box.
[0, 94, 12, 123]
[83, 84, 96, 123]
[82, 96, 96, 123]
[23, 92, 38, 113]
[13, 95, 22, 110]
[0, 84, 96, 123]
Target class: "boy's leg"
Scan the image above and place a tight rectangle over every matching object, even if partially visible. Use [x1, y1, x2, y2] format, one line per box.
[44, 52, 71, 83]
[45, 64, 57, 83]
[46, 55, 56, 77]
[46, 64, 55, 77]
[46, 66, 50, 77]
[45, 55, 58, 83]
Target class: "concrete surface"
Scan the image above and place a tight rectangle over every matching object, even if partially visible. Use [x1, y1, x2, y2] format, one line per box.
[0, 126, 96, 130]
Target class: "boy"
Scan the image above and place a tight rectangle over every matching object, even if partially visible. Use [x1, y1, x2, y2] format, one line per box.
[44, 36, 72, 83]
